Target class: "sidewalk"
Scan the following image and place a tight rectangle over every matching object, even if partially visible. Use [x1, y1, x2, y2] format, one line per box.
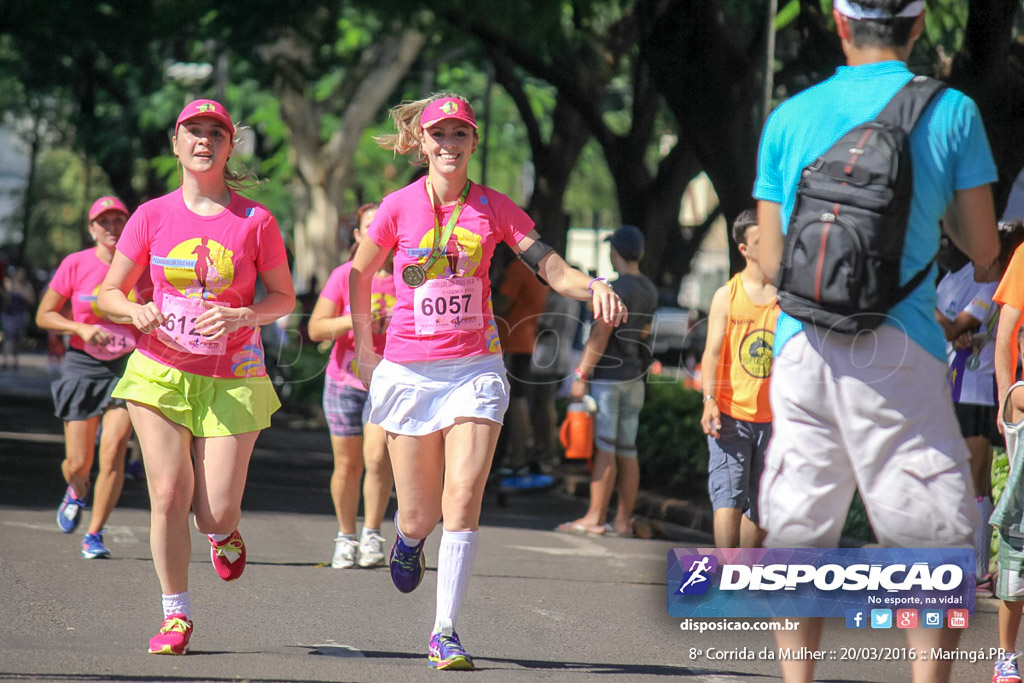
[0, 351, 714, 543]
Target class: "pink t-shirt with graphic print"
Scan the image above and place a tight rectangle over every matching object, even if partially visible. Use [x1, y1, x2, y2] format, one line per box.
[115, 188, 288, 378]
[320, 260, 396, 388]
[367, 177, 534, 363]
[48, 248, 152, 360]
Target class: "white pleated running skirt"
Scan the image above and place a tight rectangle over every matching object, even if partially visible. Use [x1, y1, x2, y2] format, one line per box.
[368, 353, 510, 436]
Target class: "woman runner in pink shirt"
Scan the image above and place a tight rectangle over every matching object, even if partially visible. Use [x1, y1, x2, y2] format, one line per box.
[36, 196, 149, 559]
[98, 99, 295, 656]
[350, 92, 626, 670]
[309, 204, 397, 569]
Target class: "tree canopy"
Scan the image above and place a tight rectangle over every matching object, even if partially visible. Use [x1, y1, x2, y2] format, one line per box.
[2, 0, 1022, 297]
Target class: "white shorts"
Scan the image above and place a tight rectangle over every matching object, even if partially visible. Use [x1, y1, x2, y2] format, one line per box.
[760, 326, 977, 548]
[368, 354, 509, 436]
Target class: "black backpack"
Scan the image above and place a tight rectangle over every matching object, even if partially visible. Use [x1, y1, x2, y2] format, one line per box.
[776, 75, 946, 334]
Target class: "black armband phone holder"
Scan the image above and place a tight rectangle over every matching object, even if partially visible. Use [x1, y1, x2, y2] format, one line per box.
[518, 240, 555, 275]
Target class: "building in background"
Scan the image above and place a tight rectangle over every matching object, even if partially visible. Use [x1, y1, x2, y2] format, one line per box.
[0, 127, 30, 252]
[677, 172, 729, 313]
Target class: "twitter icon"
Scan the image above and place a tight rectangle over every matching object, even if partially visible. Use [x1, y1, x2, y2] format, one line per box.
[871, 609, 893, 629]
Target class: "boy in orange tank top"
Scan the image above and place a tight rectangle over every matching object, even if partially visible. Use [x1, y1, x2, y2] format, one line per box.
[699, 209, 779, 548]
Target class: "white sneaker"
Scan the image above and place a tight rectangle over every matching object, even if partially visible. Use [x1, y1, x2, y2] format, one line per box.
[332, 536, 359, 569]
[357, 531, 386, 567]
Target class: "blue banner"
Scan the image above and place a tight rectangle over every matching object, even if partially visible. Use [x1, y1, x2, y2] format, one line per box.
[667, 547, 975, 618]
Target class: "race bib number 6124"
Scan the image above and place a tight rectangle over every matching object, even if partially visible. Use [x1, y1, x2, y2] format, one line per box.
[156, 293, 227, 355]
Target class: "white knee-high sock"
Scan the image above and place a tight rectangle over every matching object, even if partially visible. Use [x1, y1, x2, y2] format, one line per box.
[434, 529, 479, 634]
[976, 496, 994, 579]
[162, 591, 192, 620]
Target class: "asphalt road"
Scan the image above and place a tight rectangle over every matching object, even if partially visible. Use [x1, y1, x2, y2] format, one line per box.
[0, 360, 1009, 682]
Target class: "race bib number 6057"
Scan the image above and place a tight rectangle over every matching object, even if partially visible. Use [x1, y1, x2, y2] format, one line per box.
[413, 277, 483, 336]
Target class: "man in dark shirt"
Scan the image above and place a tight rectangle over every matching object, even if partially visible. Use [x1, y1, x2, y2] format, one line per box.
[556, 225, 659, 537]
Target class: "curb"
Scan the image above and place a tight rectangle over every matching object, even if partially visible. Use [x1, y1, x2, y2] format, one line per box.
[561, 471, 714, 543]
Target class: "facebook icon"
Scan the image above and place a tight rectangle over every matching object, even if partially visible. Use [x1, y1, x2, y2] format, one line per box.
[845, 609, 866, 629]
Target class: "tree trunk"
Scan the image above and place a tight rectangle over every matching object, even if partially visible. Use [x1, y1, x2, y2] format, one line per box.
[950, 0, 1024, 215]
[643, 0, 757, 277]
[262, 27, 425, 288]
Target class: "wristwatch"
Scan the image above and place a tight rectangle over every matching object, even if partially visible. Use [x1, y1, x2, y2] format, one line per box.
[702, 394, 716, 403]
[572, 368, 586, 383]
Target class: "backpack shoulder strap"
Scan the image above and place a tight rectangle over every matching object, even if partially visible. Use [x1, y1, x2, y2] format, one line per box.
[875, 75, 947, 133]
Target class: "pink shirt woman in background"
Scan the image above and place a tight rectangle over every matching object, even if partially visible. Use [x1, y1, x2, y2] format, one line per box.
[350, 92, 626, 670]
[97, 99, 295, 657]
[35, 196, 149, 559]
[309, 203, 397, 569]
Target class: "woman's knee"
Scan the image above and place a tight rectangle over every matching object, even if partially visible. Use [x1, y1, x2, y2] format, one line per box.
[397, 506, 441, 538]
[193, 506, 241, 535]
[333, 456, 364, 480]
[149, 483, 193, 519]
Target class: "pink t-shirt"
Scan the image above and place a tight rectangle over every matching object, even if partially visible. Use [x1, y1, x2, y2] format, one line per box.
[48, 248, 151, 361]
[116, 188, 288, 378]
[367, 177, 533, 362]
[320, 260, 396, 388]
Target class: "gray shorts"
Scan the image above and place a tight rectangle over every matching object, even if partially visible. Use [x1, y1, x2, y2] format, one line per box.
[761, 326, 977, 548]
[591, 378, 645, 457]
[707, 414, 770, 522]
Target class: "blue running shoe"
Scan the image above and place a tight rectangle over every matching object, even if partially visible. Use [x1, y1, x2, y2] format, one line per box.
[428, 628, 474, 670]
[57, 486, 86, 534]
[994, 651, 1022, 683]
[125, 458, 145, 481]
[389, 537, 426, 593]
[82, 532, 110, 559]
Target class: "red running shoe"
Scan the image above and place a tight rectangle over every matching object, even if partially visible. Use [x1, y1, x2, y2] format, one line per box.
[209, 529, 246, 581]
[148, 613, 193, 655]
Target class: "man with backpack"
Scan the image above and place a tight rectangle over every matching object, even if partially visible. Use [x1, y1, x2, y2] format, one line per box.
[753, 1, 999, 682]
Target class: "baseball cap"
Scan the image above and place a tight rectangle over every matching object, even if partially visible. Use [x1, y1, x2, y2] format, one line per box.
[420, 97, 477, 130]
[605, 224, 645, 261]
[175, 99, 235, 137]
[833, 0, 924, 20]
[88, 196, 129, 222]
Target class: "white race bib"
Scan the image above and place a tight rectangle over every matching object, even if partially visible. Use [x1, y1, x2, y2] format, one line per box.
[413, 277, 484, 336]
[84, 323, 136, 361]
[156, 293, 227, 355]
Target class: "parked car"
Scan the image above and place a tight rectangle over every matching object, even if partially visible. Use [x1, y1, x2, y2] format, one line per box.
[648, 306, 706, 370]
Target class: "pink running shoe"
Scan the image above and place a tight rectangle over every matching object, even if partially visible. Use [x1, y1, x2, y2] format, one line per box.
[209, 529, 246, 581]
[148, 613, 193, 655]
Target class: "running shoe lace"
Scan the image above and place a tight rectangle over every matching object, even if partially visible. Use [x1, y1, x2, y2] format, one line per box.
[439, 634, 467, 656]
[214, 538, 244, 560]
[159, 616, 191, 635]
[995, 652, 1023, 681]
[394, 548, 421, 572]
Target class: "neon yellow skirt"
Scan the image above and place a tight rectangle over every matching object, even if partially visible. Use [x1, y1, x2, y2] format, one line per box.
[112, 352, 281, 437]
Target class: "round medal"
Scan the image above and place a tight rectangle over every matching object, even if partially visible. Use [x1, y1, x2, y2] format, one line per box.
[402, 264, 426, 288]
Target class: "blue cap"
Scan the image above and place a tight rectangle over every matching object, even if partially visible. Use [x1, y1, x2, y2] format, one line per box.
[605, 224, 645, 261]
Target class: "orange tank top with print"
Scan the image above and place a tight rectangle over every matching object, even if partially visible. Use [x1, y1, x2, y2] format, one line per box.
[714, 274, 779, 423]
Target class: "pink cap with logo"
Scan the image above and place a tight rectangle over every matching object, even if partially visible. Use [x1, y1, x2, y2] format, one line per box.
[420, 97, 477, 130]
[88, 196, 129, 222]
[175, 99, 235, 137]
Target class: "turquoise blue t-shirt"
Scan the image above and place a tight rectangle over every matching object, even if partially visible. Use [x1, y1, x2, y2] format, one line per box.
[753, 61, 997, 361]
